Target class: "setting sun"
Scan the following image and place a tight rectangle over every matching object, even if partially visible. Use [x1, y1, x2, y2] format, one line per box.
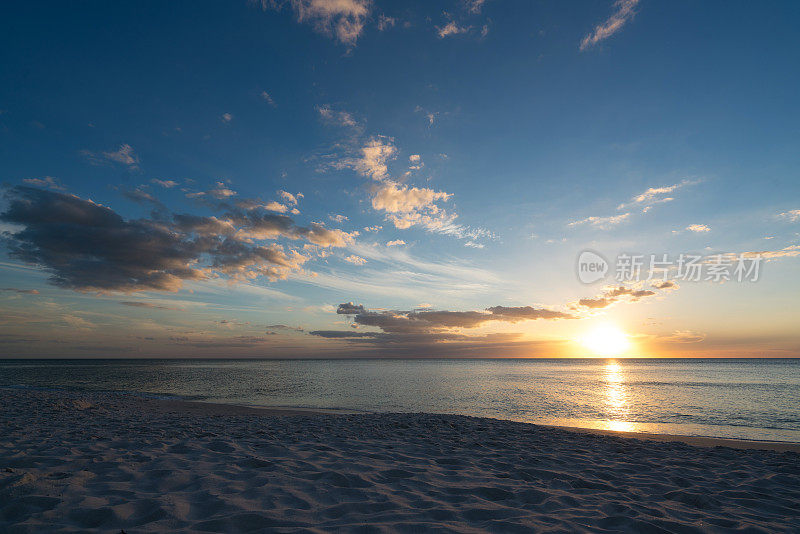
[580, 325, 631, 356]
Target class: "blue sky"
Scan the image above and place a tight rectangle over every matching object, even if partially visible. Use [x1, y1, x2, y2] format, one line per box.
[1, 0, 799, 357]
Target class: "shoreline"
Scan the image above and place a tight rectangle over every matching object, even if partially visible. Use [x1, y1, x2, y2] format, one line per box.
[4, 386, 800, 452]
[143, 395, 800, 453]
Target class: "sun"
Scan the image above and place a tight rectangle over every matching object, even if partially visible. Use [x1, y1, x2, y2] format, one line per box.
[580, 324, 631, 356]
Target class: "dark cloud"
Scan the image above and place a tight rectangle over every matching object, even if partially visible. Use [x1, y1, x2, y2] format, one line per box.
[337, 302, 366, 314]
[652, 280, 678, 290]
[0, 187, 310, 293]
[120, 301, 183, 311]
[327, 301, 575, 343]
[309, 330, 381, 339]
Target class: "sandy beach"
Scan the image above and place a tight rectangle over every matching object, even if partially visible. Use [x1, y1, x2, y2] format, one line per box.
[2, 388, 799, 533]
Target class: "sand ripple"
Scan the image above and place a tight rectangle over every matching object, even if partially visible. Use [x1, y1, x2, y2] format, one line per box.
[1, 389, 799, 532]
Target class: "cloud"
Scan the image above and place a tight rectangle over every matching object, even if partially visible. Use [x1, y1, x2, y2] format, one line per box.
[0, 288, 39, 295]
[22, 177, 64, 190]
[186, 181, 237, 200]
[259, 0, 371, 46]
[0, 187, 335, 293]
[465, 0, 486, 14]
[657, 330, 706, 344]
[377, 14, 395, 30]
[151, 179, 178, 188]
[329, 214, 348, 223]
[617, 179, 699, 213]
[317, 105, 359, 128]
[221, 113, 233, 123]
[779, 209, 800, 222]
[83, 144, 140, 169]
[371, 181, 451, 216]
[261, 91, 276, 106]
[437, 19, 470, 38]
[486, 306, 575, 321]
[123, 188, 161, 206]
[686, 224, 710, 233]
[120, 301, 183, 311]
[309, 330, 379, 338]
[337, 302, 366, 314]
[344, 254, 367, 265]
[337, 136, 397, 181]
[329, 302, 575, 340]
[568, 213, 630, 229]
[740, 244, 800, 259]
[363, 225, 383, 232]
[577, 284, 663, 309]
[579, 0, 639, 51]
[386, 239, 405, 247]
[278, 190, 303, 205]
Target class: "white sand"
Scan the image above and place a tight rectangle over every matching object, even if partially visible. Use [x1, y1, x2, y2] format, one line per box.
[1, 389, 799, 533]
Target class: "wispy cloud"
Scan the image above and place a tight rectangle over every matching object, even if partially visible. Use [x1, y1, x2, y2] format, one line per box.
[618, 179, 699, 212]
[22, 176, 64, 190]
[778, 209, 800, 222]
[257, 0, 371, 46]
[568, 213, 630, 230]
[261, 90, 276, 106]
[151, 179, 178, 188]
[579, 0, 640, 51]
[82, 144, 140, 169]
[686, 224, 710, 233]
[317, 105, 360, 129]
[437, 19, 470, 38]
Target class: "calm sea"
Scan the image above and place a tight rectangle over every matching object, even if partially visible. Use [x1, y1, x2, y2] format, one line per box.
[1, 358, 798, 442]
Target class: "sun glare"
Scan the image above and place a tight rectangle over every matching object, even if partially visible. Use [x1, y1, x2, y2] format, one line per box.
[580, 325, 631, 356]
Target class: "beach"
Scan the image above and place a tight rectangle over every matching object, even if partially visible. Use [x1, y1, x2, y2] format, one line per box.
[2, 388, 799, 533]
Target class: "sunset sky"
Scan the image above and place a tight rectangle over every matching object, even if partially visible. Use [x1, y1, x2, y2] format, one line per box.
[1, 0, 799, 358]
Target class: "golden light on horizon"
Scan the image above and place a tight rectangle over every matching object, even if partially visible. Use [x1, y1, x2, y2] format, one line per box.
[580, 324, 631, 356]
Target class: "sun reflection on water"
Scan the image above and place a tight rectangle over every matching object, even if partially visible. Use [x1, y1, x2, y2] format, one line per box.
[602, 360, 635, 432]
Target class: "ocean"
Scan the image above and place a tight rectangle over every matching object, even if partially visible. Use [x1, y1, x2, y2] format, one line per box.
[1, 358, 798, 442]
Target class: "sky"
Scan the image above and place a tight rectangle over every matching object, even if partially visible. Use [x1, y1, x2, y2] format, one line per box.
[1, 0, 799, 358]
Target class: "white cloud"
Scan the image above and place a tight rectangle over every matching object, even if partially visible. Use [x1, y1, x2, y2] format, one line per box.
[264, 201, 288, 213]
[344, 254, 367, 265]
[779, 209, 800, 222]
[568, 213, 630, 229]
[686, 224, 710, 233]
[618, 179, 698, 212]
[335, 137, 397, 180]
[278, 190, 303, 205]
[221, 113, 233, 123]
[580, 0, 639, 51]
[371, 181, 451, 216]
[409, 154, 421, 163]
[329, 214, 348, 223]
[386, 239, 405, 247]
